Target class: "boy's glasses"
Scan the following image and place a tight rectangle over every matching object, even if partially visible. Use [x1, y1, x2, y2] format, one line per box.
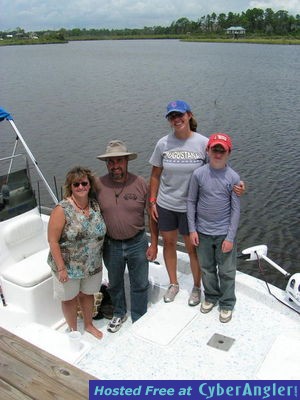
[72, 181, 89, 187]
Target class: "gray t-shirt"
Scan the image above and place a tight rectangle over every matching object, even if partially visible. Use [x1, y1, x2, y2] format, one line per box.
[149, 132, 208, 212]
[187, 164, 240, 242]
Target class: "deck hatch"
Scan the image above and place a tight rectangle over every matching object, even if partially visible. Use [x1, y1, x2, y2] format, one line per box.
[207, 333, 235, 351]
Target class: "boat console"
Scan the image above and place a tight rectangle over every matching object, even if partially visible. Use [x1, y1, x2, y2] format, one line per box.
[0, 165, 37, 222]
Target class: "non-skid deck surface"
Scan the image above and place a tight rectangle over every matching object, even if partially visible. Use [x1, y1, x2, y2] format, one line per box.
[76, 273, 300, 380]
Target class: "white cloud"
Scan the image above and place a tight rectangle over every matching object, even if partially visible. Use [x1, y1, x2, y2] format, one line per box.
[250, 0, 300, 14]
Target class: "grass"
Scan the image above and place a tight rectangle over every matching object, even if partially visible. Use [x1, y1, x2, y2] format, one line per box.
[0, 38, 68, 46]
[1, 35, 300, 46]
[183, 37, 300, 45]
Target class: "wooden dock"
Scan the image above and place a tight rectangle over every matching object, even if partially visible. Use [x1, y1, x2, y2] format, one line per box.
[0, 326, 97, 399]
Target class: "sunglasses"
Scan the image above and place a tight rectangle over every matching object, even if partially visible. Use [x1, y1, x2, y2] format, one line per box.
[211, 147, 227, 154]
[72, 181, 89, 187]
[167, 112, 185, 120]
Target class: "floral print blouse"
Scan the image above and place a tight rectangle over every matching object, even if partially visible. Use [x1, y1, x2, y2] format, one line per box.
[48, 199, 106, 279]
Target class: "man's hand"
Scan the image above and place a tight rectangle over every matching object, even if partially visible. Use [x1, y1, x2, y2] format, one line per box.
[146, 244, 158, 261]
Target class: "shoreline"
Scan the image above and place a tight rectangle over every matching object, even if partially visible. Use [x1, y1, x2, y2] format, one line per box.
[1, 36, 300, 47]
[182, 37, 300, 45]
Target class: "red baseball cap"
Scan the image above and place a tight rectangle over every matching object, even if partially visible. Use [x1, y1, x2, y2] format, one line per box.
[207, 133, 232, 151]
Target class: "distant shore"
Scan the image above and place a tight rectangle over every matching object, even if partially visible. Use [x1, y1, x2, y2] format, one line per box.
[0, 39, 68, 46]
[1, 36, 300, 46]
[183, 37, 300, 45]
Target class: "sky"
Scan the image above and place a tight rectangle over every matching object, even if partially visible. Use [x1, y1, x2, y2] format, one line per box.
[1, 0, 299, 32]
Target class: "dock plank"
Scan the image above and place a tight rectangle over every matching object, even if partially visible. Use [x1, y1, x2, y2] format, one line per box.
[0, 327, 97, 400]
[1, 378, 34, 400]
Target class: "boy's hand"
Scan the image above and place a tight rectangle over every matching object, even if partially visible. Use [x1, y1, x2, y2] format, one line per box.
[222, 240, 233, 253]
[190, 232, 199, 246]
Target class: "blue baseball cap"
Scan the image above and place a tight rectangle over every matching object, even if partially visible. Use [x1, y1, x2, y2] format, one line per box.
[165, 100, 191, 118]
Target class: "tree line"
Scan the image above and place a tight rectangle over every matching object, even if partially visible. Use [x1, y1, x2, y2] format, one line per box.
[1, 8, 300, 40]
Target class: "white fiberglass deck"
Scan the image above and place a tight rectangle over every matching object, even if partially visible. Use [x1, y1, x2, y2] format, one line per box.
[2, 244, 300, 380]
[75, 271, 299, 380]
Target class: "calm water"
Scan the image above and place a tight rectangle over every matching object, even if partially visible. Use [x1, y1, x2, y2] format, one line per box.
[1, 40, 300, 288]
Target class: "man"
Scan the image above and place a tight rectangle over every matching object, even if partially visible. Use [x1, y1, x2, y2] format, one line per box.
[96, 140, 158, 333]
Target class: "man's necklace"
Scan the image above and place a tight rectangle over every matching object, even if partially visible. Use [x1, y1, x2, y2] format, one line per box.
[71, 195, 89, 215]
[113, 176, 127, 204]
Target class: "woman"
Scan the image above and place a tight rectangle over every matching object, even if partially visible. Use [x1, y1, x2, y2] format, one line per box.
[48, 166, 106, 339]
[149, 100, 244, 306]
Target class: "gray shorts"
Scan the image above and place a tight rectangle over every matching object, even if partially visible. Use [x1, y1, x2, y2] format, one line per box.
[53, 271, 102, 301]
[157, 204, 189, 236]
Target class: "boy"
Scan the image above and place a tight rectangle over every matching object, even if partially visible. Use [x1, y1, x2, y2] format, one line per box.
[187, 133, 240, 323]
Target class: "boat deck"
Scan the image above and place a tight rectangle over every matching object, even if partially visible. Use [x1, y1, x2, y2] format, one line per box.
[1, 262, 300, 382]
[74, 271, 300, 380]
[0, 245, 300, 380]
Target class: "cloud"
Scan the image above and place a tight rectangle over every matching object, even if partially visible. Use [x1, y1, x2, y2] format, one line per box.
[250, 0, 300, 14]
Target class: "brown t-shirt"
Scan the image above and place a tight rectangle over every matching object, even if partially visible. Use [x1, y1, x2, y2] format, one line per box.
[97, 173, 148, 240]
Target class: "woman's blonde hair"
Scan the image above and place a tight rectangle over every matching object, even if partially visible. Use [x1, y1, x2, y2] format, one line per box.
[64, 166, 96, 198]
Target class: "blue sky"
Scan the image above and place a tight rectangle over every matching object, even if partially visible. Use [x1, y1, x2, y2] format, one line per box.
[1, 0, 299, 31]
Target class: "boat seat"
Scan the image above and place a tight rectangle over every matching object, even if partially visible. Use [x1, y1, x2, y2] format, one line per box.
[0, 246, 62, 326]
[3, 213, 48, 262]
[2, 248, 51, 287]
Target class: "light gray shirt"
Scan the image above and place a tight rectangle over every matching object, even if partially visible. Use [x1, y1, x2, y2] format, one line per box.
[149, 132, 208, 212]
[187, 164, 240, 242]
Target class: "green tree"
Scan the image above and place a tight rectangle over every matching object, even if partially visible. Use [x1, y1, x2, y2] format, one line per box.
[171, 17, 192, 34]
[226, 12, 241, 28]
[245, 8, 264, 32]
[264, 8, 275, 34]
[274, 10, 290, 34]
[217, 13, 227, 31]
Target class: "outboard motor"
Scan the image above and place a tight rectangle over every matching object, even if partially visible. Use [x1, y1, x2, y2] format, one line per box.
[286, 273, 300, 306]
[240, 245, 300, 310]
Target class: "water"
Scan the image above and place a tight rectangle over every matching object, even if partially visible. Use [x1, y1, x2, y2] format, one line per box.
[1, 40, 299, 288]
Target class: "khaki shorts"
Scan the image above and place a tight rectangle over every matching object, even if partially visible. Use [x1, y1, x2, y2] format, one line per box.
[53, 271, 102, 301]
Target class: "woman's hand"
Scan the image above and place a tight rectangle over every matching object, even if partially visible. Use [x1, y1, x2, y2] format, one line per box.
[149, 166, 162, 222]
[48, 205, 68, 283]
[149, 203, 158, 222]
[58, 268, 69, 283]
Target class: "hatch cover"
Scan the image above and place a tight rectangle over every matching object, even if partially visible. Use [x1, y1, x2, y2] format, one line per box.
[207, 333, 235, 351]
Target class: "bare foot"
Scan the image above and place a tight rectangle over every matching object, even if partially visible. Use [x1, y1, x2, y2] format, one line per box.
[85, 324, 103, 339]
